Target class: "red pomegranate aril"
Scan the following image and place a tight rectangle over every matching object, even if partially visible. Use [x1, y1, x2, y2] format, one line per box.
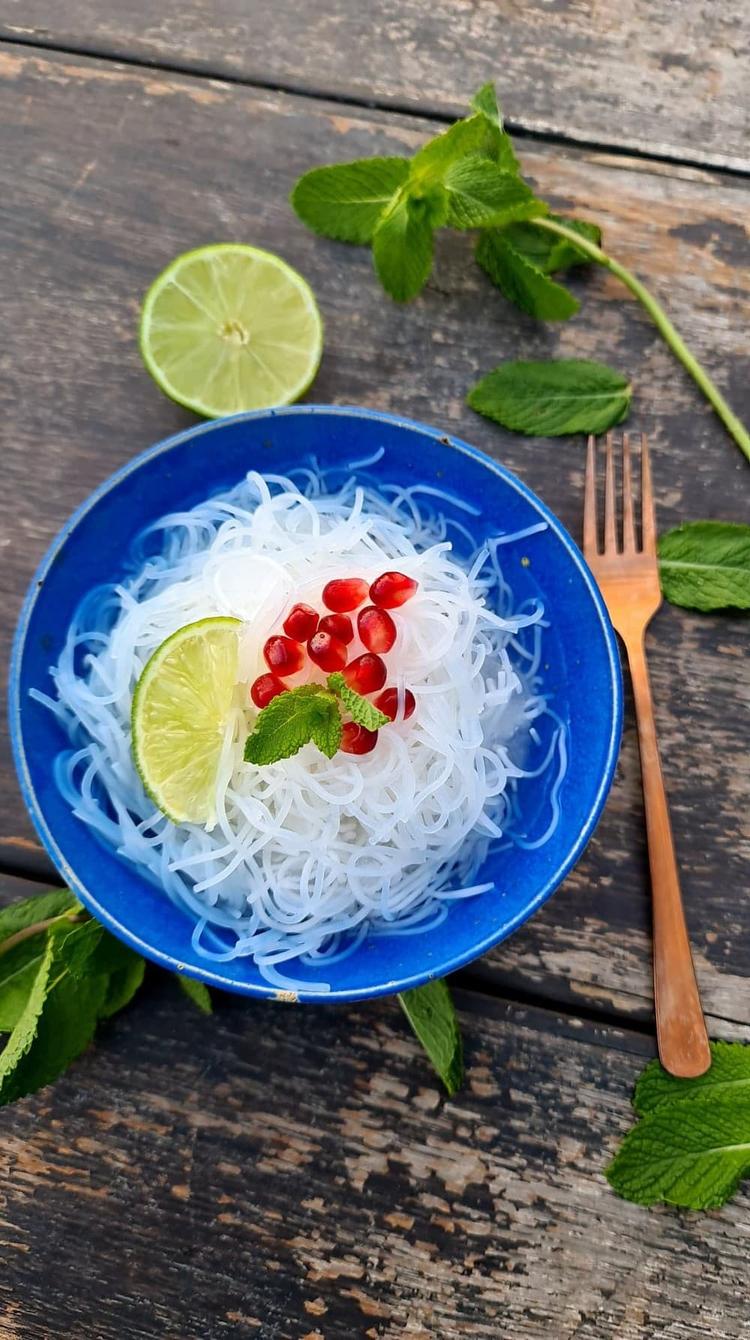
[263, 635, 305, 676]
[342, 653, 387, 695]
[322, 576, 369, 613]
[283, 602, 318, 642]
[375, 686, 416, 722]
[307, 630, 348, 673]
[319, 613, 354, 645]
[358, 604, 396, 654]
[250, 673, 287, 709]
[341, 722, 378, 755]
[369, 570, 418, 609]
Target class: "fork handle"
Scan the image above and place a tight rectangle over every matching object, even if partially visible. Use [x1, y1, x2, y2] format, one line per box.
[624, 633, 711, 1078]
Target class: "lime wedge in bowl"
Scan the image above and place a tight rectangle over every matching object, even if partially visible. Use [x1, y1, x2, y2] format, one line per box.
[139, 244, 323, 418]
[132, 617, 242, 825]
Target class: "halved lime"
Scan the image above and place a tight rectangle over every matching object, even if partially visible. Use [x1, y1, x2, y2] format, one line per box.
[132, 617, 242, 825]
[139, 244, 323, 418]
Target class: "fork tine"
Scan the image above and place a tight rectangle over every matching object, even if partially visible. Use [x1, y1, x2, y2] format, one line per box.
[584, 435, 598, 555]
[640, 433, 657, 554]
[622, 433, 637, 552]
[604, 432, 618, 552]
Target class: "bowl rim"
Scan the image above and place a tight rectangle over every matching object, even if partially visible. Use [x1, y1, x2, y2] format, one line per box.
[9, 404, 623, 1002]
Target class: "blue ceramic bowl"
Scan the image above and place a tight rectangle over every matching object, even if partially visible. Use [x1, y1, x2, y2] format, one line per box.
[10, 407, 621, 1002]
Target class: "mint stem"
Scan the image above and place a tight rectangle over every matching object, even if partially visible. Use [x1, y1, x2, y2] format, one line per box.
[532, 217, 750, 464]
[0, 910, 84, 958]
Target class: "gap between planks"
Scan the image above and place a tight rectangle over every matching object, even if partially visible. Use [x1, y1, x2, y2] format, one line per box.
[0, 30, 749, 182]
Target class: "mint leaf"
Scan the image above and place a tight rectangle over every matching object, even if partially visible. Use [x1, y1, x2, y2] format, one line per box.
[58, 918, 104, 977]
[99, 951, 145, 1019]
[0, 890, 83, 1033]
[0, 937, 49, 1032]
[245, 684, 342, 765]
[443, 156, 546, 230]
[469, 83, 520, 173]
[635, 1041, 750, 1115]
[290, 157, 410, 243]
[607, 1094, 750, 1209]
[398, 979, 463, 1096]
[658, 522, 750, 612]
[177, 975, 213, 1014]
[410, 116, 491, 186]
[327, 672, 390, 730]
[0, 928, 108, 1107]
[500, 215, 602, 274]
[476, 229, 579, 320]
[468, 359, 631, 436]
[372, 192, 434, 302]
[0, 887, 79, 941]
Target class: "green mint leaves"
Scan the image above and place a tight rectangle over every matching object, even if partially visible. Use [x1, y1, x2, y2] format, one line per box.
[476, 229, 579, 320]
[245, 677, 390, 765]
[290, 156, 410, 243]
[177, 975, 213, 1014]
[658, 521, 750, 611]
[0, 900, 145, 1107]
[373, 190, 436, 303]
[327, 673, 390, 731]
[244, 683, 342, 765]
[607, 1042, 750, 1210]
[443, 157, 544, 231]
[291, 83, 547, 303]
[0, 885, 222, 1105]
[398, 979, 464, 1096]
[468, 359, 632, 436]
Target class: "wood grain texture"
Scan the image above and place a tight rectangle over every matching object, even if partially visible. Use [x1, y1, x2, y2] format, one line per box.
[2, 958, 750, 1340]
[1, 0, 749, 170]
[0, 48, 748, 1031]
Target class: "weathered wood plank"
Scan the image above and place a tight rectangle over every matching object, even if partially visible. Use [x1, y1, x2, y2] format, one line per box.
[1, 962, 750, 1339]
[0, 48, 748, 1030]
[1, 0, 749, 170]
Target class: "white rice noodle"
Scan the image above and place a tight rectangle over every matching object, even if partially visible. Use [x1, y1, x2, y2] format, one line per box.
[35, 465, 567, 992]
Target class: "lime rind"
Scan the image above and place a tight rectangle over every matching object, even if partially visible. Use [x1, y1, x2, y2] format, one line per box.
[139, 244, 323, 419]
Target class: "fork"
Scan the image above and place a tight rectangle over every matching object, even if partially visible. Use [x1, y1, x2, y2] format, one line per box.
[584, 432, 710, 1078]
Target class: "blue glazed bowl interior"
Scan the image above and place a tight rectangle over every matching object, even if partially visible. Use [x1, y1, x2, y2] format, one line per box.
[10, 407, 622, 1001]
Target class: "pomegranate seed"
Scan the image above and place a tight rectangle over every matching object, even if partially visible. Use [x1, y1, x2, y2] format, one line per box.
[369, 571, 418, 609]
[263, 635, 305, 676]
[307, 630, 348, 673]
[250, 673, 287, 709]
[283, 602, 318, 642]
[341, 722, 378, 755]
[322, 577, 369, 613]
[342, 653, 387, 695]
[319, 613, 354, 645]
[358, 605, 396, 654]
[375, 686, 416, 722]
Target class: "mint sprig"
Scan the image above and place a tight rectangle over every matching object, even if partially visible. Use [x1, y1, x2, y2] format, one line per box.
[327, 672, 390, 730]
[244, 683, 342, 765]
[290, 81, 749, 462]
[607, 1042, 750, 1210]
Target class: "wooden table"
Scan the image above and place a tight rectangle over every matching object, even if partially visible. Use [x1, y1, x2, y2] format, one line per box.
[0, 6, 748, 1336]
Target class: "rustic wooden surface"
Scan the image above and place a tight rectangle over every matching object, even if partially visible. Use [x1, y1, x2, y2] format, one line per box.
[0, 23, 748, 1340]
[1, 875, 750, 1340]
[0, 47, 748, 1032]
[1, 0, 748, 170]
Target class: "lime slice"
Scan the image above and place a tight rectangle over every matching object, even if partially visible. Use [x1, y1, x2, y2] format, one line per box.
[132, 617, 242, 825]
[139, 244, 323, 418]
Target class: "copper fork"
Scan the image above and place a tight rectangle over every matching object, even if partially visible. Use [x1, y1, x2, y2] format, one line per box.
[584, 432, 710, 1078]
